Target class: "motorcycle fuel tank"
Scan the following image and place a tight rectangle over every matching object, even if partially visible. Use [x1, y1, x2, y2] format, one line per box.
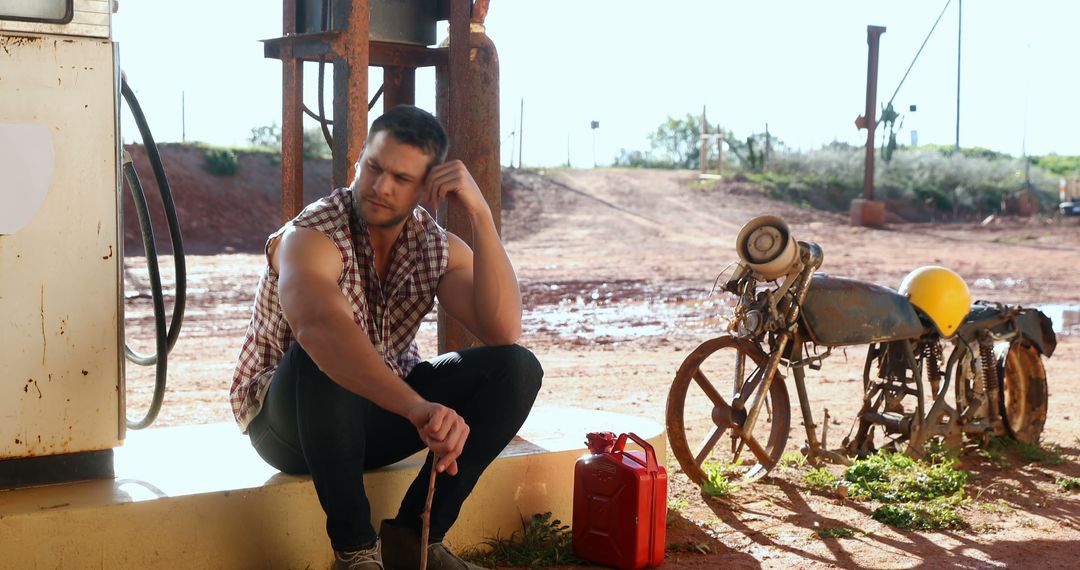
[800, 274, 927, 347]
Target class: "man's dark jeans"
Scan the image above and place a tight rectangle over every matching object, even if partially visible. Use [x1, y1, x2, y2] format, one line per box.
[246, 342, 543, 552]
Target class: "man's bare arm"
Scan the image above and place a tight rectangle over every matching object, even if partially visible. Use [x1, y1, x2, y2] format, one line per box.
[428, 161, 522, 345]
[274, 226, 469, 473]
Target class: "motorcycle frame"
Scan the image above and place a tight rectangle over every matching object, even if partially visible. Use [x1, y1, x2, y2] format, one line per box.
[726, 241, 1026, 467]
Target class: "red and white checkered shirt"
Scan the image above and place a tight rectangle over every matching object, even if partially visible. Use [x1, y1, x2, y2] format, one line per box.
[229, 188, 449, 432]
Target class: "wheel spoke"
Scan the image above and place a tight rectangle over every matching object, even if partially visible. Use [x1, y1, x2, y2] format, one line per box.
[692, 369, 728, 408]
[741, 433, 774, 468]
[694, 426, 723, 466]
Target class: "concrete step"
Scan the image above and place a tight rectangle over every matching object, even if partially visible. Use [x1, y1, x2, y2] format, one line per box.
[0, 406, 665, 569]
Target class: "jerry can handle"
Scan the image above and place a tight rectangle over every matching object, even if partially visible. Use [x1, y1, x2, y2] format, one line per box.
[614, 432, 659, 473]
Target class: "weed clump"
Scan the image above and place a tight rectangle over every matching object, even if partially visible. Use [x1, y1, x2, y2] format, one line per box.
[1057, 476, 1080, 492]
[872, 497, 967, 530]
[844, 452, 967, 503]
[461, 512, 583, 568]
[780, 450, 807, 468]
[981, 436, 1066, 466]
[701, 460, 742, 497]
[804, 467, 839, 492]
[843, 451, 969, 531]
[815, 526, 861, 539]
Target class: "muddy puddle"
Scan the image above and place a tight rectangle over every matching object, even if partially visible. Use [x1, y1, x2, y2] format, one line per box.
[522, 280, 734, 344]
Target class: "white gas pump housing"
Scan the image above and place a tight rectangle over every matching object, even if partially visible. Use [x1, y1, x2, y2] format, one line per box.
[0, 0, 123, 480]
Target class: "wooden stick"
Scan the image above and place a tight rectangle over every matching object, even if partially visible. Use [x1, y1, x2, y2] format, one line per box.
[420, 452, 438, 570]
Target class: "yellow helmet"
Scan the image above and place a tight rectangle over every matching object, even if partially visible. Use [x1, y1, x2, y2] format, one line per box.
[898, 266, 972, 338]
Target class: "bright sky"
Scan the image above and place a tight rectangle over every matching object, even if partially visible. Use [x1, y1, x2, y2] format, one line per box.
[114, 1, 1080, 168]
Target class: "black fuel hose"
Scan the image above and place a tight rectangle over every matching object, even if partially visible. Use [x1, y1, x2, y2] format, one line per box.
[122, 159, 168, 429]
[120, 76, 186, 430]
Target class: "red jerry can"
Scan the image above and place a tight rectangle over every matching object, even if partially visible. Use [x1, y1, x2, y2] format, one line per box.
[572, 432, 667, 569]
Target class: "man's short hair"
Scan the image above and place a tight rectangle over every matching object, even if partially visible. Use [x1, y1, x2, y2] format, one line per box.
[369, 105, 449, 167]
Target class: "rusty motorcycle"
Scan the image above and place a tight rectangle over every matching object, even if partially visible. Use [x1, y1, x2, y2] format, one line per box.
[666, 216, 1057, 484]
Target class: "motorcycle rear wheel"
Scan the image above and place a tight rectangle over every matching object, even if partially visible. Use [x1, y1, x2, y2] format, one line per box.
[999, 342, 1049, 444]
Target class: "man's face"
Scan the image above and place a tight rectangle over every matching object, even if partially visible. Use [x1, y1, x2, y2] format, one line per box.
[352, 131, 433, 229]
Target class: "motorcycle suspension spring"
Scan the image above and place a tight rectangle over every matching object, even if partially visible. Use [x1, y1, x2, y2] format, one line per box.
[924, 341, 944, 395]
[979, 337, 1001, 422]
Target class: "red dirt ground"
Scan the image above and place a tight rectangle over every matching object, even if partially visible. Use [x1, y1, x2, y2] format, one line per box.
[122, 150, 1080, 569]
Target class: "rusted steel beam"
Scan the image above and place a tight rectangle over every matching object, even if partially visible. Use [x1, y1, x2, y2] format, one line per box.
[383, 66, 416, 111]
[283, 0, 296, 34]
[371, 41, 447, 68]
[263, 32, 338, 61]
[281, 50, 305, 222]
[438, 4, 501, 354]
[265, 36, 447, 68]
[472, 0, 490, 23]
[277, 0, 305, 222]
[327, 0, 370, 188]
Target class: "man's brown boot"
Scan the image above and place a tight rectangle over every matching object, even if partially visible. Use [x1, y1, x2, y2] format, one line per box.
[379, 519, 486, 570]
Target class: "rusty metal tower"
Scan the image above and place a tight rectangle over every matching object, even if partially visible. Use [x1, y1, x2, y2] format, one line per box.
[265, 0, 501, 352]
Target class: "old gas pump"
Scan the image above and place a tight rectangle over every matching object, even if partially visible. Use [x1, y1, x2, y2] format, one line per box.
[0, 0, 182, 487]
[0, 0, 125, 485]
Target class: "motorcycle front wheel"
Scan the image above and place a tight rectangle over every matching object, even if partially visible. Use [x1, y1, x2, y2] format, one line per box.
[666, 336, 791, 485]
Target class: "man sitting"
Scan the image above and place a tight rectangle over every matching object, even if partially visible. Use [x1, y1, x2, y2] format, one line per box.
[230, 105, 543, 569]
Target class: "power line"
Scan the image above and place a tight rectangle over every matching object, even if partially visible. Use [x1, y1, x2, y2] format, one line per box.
[882, 0, 952, 118]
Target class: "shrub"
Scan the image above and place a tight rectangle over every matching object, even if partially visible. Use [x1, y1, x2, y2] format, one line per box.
[203, 147, 240, 176]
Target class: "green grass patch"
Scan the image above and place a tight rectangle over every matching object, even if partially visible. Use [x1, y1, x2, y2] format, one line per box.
[872, 496, 967, 530]
[666, 498, 689, 524]
[843, 451, 970, 531]
[780, 450, 807, 468]
[804, 467, 839, 492]
[976, 499, 1014, 514]
[701, 460, 742, 497]
[844, 452, 967, 503]
[1057, 476, 1080, 492]
[460, 512, 584, 569]
[1018, 442, 1066, 465]
[815, 526, 862, 539]
[983, 437, 1066, 465]
[976, 442, 1012, 467]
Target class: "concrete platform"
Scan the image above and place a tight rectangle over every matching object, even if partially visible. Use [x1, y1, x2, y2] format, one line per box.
[0, 406, 665, 569]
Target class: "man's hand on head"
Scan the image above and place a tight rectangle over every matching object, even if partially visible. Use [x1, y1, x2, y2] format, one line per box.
[423, 160, 490, 220]
[405, 401, 470, 476]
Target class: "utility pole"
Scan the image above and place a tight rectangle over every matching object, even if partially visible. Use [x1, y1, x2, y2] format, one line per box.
[518, 98, 524, 169]
[852, 25, 887, 227]
[700, 106, 708, 174]
[566, 132, 571, 168]
[955, 0, 962, 152]
[508, 131, 515, 169]
[181, 90, 186, 143]
[590, 120, 599, 168]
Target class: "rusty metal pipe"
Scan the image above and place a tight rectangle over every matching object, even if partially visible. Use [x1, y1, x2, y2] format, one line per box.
[437, 17, 501, 354]
[861, 26, 886, 201]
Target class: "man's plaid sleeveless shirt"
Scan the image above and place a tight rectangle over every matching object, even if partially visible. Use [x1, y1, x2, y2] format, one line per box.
[229, 188, 449, 432]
